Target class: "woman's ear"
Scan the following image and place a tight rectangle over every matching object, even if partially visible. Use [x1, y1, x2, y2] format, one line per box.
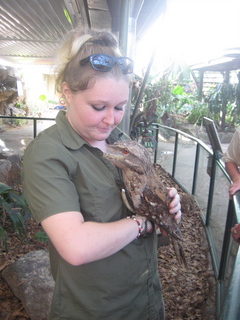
[62, 82, 71, 102]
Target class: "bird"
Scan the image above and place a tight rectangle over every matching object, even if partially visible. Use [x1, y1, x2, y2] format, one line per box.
[104, 139, 187, 267]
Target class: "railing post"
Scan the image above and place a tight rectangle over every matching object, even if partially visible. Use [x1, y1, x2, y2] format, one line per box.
[218, 199, 235, 281]
[172, 132, 178, 178]
[192, 143, 200, 195]
[206, 151, 217, 226]
[154, 125, 159, 164]
[33, 119, 37, 138]
[218, 246, 240, 320]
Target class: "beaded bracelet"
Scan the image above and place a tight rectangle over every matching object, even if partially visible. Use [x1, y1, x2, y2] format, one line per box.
[127, 216, 144, 238]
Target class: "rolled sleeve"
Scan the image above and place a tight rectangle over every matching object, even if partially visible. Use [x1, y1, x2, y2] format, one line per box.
[23, 140, 80, 224]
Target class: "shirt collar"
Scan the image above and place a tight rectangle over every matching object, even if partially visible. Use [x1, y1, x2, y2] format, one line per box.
[56, 110, 85, 150]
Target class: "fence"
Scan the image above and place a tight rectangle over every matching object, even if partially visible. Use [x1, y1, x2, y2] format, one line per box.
[153, 124, 240, 320]
[0, 116, 239, 319]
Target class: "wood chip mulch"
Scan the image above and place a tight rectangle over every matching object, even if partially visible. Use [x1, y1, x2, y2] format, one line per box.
[155, 164, 216, 320]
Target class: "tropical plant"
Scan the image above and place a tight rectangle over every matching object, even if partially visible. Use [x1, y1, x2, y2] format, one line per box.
[206, 82, 236, 129]
[130, 74, 199, 141]
[0, 182, 31, 250]
[187, 101, 213, 125]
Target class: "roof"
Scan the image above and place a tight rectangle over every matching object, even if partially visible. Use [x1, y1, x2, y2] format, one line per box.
[191, 48, 240, 72]
[0, 0, 166, 65]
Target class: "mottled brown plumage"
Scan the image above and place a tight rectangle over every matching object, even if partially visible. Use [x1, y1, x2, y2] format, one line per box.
[104, 139, 187, 266]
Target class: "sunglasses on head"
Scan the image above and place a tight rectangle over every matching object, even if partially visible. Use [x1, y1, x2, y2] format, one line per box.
[79, 54, 134, 74]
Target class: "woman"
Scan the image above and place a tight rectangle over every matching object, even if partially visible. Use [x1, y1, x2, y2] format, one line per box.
[23, 28, 181, 320]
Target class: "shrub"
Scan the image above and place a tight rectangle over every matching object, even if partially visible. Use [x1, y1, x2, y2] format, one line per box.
[0, 182, 31, 250]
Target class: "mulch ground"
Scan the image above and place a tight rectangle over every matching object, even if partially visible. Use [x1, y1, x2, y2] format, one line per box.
[154, 165, 216, 320]
[0, 164, 216, 320]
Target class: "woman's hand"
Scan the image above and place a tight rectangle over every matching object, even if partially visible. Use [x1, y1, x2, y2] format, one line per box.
[167, 187, 181, 221]
[231, 223, 240, 243]
[229, 180, 240, 198]
[160, 188, 181, 236]
[225, 162, 240, 198]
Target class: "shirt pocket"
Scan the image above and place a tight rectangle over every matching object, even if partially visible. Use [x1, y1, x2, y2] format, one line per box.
[91, 182, 124, 221]
[73, 152, 125, 222]
[76, 175, 124, 222]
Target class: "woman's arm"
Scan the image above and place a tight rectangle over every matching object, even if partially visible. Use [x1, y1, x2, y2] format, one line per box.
[41, 211, 141, 266]
[41, 187, 181, 266]
[225, 162, 240, 196]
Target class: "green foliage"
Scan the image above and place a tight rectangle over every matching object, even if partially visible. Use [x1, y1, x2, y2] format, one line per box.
[13, 116, 26, 126]
[0, 182, 31, 250]
[132, 65, 240, 132]
[48, 99, 58, 105]
[0, 225, 7, 250]
[38, 94, 47, 101]
[135, 62, 199, 124]
[15, 102, 21, 108]
[142, 77, 177, 118]
[33, 230, 48, 242]
[187, 101, 212, 125]
[0, 182, 48, 251]
[206, 80, 240, 129]
[172, 85, 183, 95]
[207, 83, 234, 113]
[171, 86, 197, 114]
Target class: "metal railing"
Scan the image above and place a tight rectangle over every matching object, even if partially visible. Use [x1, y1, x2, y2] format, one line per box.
[0, 115, 55, 138]
[153, 124, 240, 320]
[1, 116, 239, 319]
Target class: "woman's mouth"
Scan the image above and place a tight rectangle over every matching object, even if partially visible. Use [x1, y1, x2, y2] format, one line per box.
[98, 126, 113, 133]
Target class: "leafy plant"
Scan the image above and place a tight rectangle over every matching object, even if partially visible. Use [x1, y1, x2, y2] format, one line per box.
[0, 182, 31, 250]
[15, 102, 21, 108]
[33, 230, 48, 242]
[38, 94, 47, 102]
[13, 115, 26, 126]
[207, 82, 236, 129]
[187, 101, 212, 125]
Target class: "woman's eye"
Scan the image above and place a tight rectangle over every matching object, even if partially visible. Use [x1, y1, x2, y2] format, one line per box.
[115, 104, 126, 111]
[92, 105, 105, 111]
[115, 106, 123, 111]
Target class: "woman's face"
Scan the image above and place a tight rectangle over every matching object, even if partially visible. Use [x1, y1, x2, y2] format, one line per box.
[62, 77, 129, 146]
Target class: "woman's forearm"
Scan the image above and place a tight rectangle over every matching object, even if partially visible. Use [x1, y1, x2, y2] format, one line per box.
[41, 211, 150, 266]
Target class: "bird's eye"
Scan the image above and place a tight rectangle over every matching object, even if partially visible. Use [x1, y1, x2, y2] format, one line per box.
[123, 149, 129, 155]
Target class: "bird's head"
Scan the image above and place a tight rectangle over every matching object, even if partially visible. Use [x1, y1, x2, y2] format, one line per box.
[104, 140, 152, 175]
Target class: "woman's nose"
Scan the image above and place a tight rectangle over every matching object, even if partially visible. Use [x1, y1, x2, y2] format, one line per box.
[103, 109, 115, 125]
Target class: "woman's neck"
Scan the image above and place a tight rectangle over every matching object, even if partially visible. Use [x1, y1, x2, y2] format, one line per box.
[89, 140, 107, 152]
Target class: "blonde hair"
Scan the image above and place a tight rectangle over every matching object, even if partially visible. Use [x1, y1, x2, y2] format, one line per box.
[55, 28, 131, 96]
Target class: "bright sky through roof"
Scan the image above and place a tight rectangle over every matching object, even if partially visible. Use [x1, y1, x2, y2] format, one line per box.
[135, 0, 240, 75]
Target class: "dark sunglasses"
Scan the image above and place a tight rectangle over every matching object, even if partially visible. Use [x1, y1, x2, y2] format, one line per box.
[80, 54, 134, 74]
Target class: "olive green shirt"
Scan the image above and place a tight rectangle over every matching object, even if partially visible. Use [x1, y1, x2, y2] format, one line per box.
[23, 110, 164, 320]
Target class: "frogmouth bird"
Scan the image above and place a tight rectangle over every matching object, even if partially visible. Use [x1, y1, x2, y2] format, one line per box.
[104, 139, 187, 267]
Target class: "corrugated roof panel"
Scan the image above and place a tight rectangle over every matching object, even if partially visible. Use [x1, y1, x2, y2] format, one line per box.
[0, 0, 77, 63]
[1, 0, 73, 41]
[0, 0, 167, 65]
[0, 40, 59, 58]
